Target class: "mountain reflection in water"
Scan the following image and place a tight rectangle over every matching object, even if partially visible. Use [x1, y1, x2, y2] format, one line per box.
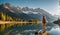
[0, 23, 60, 35]
[48, 25, 60, 35]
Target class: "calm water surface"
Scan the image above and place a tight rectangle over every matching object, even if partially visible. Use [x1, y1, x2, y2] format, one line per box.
[0, 23, 60, 35]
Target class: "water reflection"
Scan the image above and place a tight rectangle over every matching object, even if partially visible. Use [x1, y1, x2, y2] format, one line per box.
[48, 25, 60, 35]
[0, 23, 60, 35]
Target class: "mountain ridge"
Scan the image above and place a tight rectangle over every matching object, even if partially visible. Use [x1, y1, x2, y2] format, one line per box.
[0, 3, 56, 21]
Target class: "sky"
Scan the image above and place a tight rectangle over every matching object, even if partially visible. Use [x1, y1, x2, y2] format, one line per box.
[0, 0, 59, 15]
